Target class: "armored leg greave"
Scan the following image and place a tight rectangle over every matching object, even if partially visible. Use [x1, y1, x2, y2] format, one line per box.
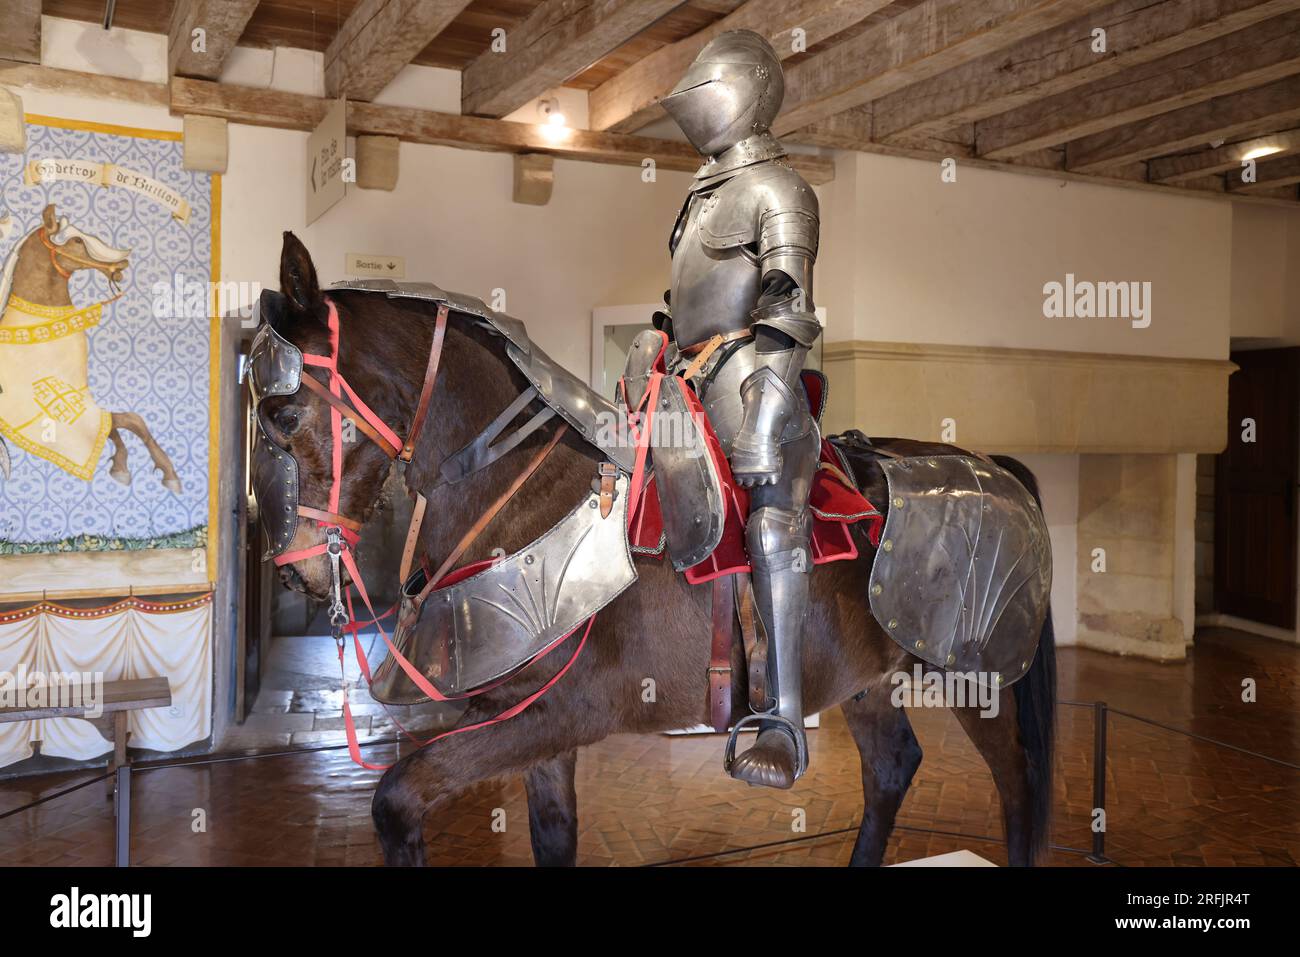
[727, 428, 818, 790]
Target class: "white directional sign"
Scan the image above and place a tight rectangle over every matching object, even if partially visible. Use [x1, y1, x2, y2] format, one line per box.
[345, 252, 406, 279]
[306, 97, 346, 225]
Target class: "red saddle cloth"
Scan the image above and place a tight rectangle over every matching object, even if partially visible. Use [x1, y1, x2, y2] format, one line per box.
[627, 370, 883, 586]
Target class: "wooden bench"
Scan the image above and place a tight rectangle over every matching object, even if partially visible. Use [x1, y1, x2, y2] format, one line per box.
[0, 676, 172, 796]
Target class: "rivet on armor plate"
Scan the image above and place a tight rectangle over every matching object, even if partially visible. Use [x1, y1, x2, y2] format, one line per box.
[524, 554, 534, 565]
[882, 539, 893, 552]
[927, 459, 938, 468]
[892, 497, 904, 508]
[1021, 661, 1028, 671]
[996, 674, 1004, 686]
[946, 654, 955, 665]
[871, 583, 882, 596]
[915, 639, 925, 650]
[888, 618, 898, 630]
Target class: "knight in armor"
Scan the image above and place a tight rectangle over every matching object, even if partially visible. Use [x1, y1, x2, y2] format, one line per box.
[659, 31, 821, 789]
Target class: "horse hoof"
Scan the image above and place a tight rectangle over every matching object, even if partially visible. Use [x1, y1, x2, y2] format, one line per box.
[163, 477, 183, 494]
[110, 468, 131, 487]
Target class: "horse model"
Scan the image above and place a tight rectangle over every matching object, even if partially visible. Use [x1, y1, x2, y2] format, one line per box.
[255, 233, 1056, 867]
[0, 203, 181, 491]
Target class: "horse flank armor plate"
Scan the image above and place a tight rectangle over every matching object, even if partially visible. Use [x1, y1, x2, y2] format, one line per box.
[868, 455, 1052, 689]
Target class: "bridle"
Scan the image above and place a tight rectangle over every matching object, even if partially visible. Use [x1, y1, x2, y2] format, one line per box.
[270, 296, 448, 633]
[39, 227, 127, 302]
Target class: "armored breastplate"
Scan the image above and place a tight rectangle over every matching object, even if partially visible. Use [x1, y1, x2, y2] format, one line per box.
[669, 187, 762, 350]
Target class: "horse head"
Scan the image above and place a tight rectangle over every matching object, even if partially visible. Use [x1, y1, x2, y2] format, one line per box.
[36, 203, 131, 287]
[251, 232, 422, 601]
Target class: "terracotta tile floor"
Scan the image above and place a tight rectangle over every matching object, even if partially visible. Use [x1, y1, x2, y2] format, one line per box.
[1, 627, 1296, 867]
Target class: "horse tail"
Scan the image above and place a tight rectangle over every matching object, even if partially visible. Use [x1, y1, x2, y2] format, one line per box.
[990, 454, 1056, 863]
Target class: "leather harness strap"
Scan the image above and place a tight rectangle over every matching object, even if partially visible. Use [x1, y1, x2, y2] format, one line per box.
[401, 304, 449, 463]
[708, 574, 736, 734]
[299, 373, 401, 458]
[680, 327, 752, 356]
[418, 422, 569, 601]
[297, 505, 363, 532]
[597, 462, 617, 520]
[399, 493, 428, 583]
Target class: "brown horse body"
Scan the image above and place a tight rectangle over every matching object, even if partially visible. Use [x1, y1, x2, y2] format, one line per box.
[0, 204, 180, 490]
[266, 234, 1055, 867]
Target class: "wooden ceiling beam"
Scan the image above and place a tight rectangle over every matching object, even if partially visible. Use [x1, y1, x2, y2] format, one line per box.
[168, 0, 261, 80]
[873, 0, 1300, 143]
[0, 0, 41, 65]
[772, 0, 1115, 136]
[1148, 128, 1300, 182]
[324, 0, 474, 101]
[1064, 73, 1300, 172]
[587, 0, 895, 133]
[978, 12, 1300, 160]
[1230, 151, 1300, 189]
[167, 75, 836, 184]
[461, 0, 684, 118]
[0, 58, 170, 106]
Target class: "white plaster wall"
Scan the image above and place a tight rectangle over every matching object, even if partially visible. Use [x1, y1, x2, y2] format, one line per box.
[817, 152, 1234, 360]
[1229, 204, 1289, 340]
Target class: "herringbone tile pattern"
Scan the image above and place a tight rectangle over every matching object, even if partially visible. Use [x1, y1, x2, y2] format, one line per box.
[1, 629, 1296, 866]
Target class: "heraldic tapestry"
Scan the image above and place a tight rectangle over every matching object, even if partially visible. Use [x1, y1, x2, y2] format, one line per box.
[0, 116, 219, 597]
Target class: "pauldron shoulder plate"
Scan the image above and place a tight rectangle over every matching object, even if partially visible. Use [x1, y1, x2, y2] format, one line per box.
[696, 162, 819, 254]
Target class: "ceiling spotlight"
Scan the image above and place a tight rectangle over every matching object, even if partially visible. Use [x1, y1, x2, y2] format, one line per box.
[538, 96, 566, 129]
[1242, 145, 1283, 161]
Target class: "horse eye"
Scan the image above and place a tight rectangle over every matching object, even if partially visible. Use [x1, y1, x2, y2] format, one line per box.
[275, 409, 302, 435]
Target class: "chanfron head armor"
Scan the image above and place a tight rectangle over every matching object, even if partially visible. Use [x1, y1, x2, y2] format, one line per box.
[660, 30, 784, 158]
[247, 290, 304, 558]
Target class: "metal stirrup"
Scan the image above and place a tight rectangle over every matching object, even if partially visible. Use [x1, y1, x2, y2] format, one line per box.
[722, 712, 809, 778]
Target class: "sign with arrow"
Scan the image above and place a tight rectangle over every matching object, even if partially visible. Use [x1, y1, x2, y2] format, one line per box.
[345, 253, 406, 279]
[306, 96, 347, 225]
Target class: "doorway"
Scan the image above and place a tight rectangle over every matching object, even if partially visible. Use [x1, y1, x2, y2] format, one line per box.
[1213, 347, 1299, 629]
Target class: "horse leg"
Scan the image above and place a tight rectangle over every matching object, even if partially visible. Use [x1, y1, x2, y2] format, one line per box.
[523, 749, 578, 867]
[840, 689, 922, 867]
[372, 720, 582, 866]
[111, 411, 182, 493]
[951, 698, 1035, 866]
[107, 427, 131, 486]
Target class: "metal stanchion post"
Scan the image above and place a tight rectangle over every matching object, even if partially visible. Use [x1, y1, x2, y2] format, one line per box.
[114, 765, 131, 868]
[1087, 701, 1108, 864]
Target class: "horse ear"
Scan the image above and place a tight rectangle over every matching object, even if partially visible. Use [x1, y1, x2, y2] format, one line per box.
[279, 231, 324, 315]
[42, 204, 57, 232]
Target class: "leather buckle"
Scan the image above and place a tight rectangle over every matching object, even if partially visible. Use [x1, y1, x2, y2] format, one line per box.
[597, 462, 617, 519]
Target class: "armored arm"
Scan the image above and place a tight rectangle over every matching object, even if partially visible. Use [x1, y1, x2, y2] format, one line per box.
[731, 184, 820, 487]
